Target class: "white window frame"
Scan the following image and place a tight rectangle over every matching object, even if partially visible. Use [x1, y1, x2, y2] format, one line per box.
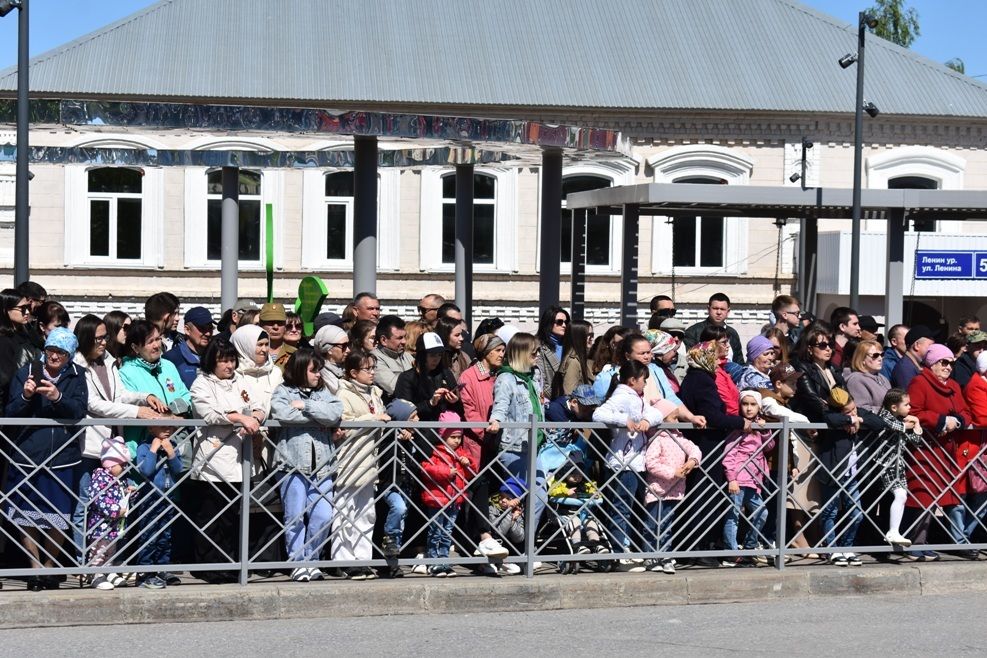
[0, 163, 14, 265]
[866, 146, 966, 232]
[648, 145, 753, 276]
[300, 167, 400, 271]
[419, 166, 517, 273]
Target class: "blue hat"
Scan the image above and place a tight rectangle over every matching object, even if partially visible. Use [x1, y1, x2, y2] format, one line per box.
[45, 327, 78, 356]
[500, 477, 526, 499]
[385, 399, 417, 421]
[184, 306, 214, 328]
[571, 384, 603, 406]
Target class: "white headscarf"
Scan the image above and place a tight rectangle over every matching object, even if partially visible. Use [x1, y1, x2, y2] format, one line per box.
[977, 351, 987, 375]
[232, 324, 273, 376]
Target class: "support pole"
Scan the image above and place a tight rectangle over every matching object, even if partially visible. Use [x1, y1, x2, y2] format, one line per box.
[799, 216, 819, 315]
[619, 204, 640, 328]
[220, 166, 239, 312]
[13, 0, 29, 284]
[884, 208, 906, 328]
[353, 135, 378, 297]
[454, 163, 474, 328]
[849, 12, 868, 310]
[570, 208, 587, 321]
[538, 149, 563, 315]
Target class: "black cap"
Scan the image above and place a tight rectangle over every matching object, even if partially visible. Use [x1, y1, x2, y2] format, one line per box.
[859, 315, 884, 334]
[904, 325, 934, 347]
[313, 312, 345, 333]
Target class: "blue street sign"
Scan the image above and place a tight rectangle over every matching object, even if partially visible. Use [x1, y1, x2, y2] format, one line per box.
[914, 250, 987, 279]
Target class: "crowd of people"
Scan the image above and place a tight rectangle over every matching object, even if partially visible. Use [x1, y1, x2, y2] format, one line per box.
[1, 281, 986, 590]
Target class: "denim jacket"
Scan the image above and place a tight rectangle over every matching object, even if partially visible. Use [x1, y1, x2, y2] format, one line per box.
[490, 371, 538, 452]
[270, 384, 344, 480]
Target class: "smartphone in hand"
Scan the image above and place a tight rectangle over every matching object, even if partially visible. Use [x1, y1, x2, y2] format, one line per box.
[30, 361, 43, 383]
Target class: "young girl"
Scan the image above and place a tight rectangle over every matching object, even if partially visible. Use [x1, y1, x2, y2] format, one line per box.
[270, 349, 344, 582]
[546, 459, 605, 554]
[134, 423, 184, 589]
[87, 437, 138, 590]
[721, 390, 775, 567]
[592, 361, 662, 564]
[421, 411, 478, 577]
[875, 388, 922, 547]
[488, 477, 526, 548]
[643, 398, 702, 574]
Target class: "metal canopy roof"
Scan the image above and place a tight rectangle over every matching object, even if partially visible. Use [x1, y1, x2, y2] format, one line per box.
[566, 183, 987, 221]
[0, 0, 985, 118]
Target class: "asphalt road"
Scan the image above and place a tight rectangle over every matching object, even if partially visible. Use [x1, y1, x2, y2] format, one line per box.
[0, 592, 984, 657]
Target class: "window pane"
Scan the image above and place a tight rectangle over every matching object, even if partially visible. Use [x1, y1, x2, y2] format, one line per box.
[474, 174, 495, 200]
[586, 215, 611, 266]
[207, 170, 261, 195]
[699, 217, 724, 267]
[325, 172, 354, 197]
[207, 199, 222, 260]
[561, 175, 610, 198]
[442, 174, 456, 199]
[239, 200, 261, 260]
[326, 204, 347, 260]
[561, 208, 573, 263]
[672, 216, 696, 267]
[474, 204, 495, 264]
[88, 168, 142, 194]
[117, 198, 142, 260]
[889, 176, 938, 232]
[90, 200, 110, 257]
[441, 203, 455, 263]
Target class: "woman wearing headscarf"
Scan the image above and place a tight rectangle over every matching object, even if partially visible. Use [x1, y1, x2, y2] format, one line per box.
[738, 335, 778, 392]
[311, 324, 349, 395]
[231, 324, 283, 422]
[4, 328, 88, 590]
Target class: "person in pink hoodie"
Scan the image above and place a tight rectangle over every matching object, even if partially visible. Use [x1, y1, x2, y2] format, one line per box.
[721, 390, 775, 567]
[643, 398, 702, 574]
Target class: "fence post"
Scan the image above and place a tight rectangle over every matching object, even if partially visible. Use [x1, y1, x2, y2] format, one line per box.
[239, 433, 253, 586]
[523, 414, 538, 578]
[774, 418, 791, 571]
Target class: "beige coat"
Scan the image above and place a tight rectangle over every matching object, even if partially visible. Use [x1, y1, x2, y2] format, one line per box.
[190, 372, 266, 483]
[335, 378, 384, 489]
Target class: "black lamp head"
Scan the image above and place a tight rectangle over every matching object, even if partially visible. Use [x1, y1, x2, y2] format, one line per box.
[839, 53, 858, 69]
[863, 101, 880, 118]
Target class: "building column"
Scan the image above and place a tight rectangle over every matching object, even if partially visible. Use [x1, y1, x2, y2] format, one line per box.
[798, 216, 818, 315]
[454, 163, 474, 328]
[620, 204, 640, 328]
[220, 166, 239, 312]
[539, 148, 563, 315]
[353, 135, 378, 297]
[570, 208, 587, 321]
[884, 208, 906, 328]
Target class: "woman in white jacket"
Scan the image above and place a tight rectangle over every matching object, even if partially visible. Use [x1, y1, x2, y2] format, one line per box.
[592, 361, 662, 560]
[189, 339, 267, 584]
[72, 315, 164, 561]
[231, 324, 283, 469]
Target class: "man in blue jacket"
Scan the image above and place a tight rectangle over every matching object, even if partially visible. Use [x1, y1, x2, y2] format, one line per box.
[162, 306, 213, 389]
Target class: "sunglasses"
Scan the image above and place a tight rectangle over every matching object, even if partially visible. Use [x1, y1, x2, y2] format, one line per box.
[285, 323, 302, 330]
[937, 359, 955, 368]
[813, 341, 833, 349]
[554, 319, 569, 327]
[12, 304, 31, 315]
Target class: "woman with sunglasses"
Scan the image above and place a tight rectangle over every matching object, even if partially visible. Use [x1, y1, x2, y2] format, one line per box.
[845, 339, 892, 414]
[534, 305, 570, 400]
[102, 311, 132, 364]
[791, 324, 882, 566]
[0, 289, 43, 412]
[905, 343, 975, 559]
[283, 311, 304, 348]
[4, 328, 88, 590]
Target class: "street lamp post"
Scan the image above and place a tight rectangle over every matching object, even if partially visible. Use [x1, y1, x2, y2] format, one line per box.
[843, 11, 879, 311]
[1, 0, 28, 284]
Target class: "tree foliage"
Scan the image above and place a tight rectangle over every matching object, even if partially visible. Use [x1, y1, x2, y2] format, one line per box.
[945, 58, 965, 74]
[867, 0, 920, 48]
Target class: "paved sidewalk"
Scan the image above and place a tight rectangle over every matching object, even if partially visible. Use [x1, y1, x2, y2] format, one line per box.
[1, 560, 986, 629]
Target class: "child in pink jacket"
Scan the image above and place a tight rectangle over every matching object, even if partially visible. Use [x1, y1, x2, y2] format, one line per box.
[721, 390, 775, 567]
[643, 398, 702, 574]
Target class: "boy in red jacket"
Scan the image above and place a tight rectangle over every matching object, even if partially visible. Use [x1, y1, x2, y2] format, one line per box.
[421, 411, 478, 577]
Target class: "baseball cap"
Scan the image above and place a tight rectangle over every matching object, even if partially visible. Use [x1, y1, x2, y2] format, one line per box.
[571, 384, 604, 406]
[966, 330, 987, 345]
[313, 312, 345, 333]
[233, 299, 259, 314]
[259, 303, 287, 323]
[769, 363, 802, 384]
[904, 325, 934, 348]
[859, 315, 884, 334]
[184, 306, 214, 329]
[419, 332, 445, 354]
[658, 317, 687, 336]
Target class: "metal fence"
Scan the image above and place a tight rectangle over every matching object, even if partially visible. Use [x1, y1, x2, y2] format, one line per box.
[0, 417, 985, 586]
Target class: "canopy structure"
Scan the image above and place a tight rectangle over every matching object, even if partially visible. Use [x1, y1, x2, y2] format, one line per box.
[565, 183, 987, 327]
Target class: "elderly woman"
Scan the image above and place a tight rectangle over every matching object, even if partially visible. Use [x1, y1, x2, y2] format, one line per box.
[791, 324, 882, 566]
[189, 339, 267, 584]
[119, 320, 191, 444]
[5, 328, 88, 591]
[644, 329, 684, 403]
[312, 324, 349, 394]
[906, 343, 975, 559]
[231, 324, 283, 422]
[845, 339, 891, 414]
[738, 335, 777, 391]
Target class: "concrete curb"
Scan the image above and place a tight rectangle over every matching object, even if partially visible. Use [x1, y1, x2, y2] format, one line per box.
[1, 562, 986, 629]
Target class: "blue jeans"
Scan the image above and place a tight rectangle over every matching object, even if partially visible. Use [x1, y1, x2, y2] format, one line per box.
[426, 505, 460, 568]
[644, 499, 678, 553]
[944, 504, 968, 544]
[723, 487, 768, 550]
[280, 473, 334, 562]
[137, 486, 176, 568]
[498, 450, 547, 530]
[820, 479, 862, 548]
[382, 489, 408, 543]
[964, 492, 987, 540]
[606, 470, 643, 551]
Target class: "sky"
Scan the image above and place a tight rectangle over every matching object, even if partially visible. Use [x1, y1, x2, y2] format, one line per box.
[0, 0, 985, 78]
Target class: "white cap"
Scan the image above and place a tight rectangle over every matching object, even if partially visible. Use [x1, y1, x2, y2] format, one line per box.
[495, 324, 520, 346]
[420, 332, 444, 353]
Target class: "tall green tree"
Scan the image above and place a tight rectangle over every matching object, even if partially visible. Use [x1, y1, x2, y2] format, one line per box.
[945, 58, 965, 74]
[867, 0, 920, 48]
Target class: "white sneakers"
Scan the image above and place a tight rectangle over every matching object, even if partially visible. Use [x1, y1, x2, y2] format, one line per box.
[618, 559, 647, 573]
[475, 537, 510, 559]
[885, 531, 912, 547]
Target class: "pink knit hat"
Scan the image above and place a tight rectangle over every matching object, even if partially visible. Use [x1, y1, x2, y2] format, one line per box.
[100, 436, 131, 469]
[438, 410, 464, 440]
[923, 343, 955, 367]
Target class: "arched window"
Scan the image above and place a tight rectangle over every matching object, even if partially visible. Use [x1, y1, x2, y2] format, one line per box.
[889, 175, 937, 232]
[206, 170, 262, 261]
[441, 172, 496, 265]
[87, 168, 143, 260]
[867, 147, 966, 234]
[561, 175, 612, 267]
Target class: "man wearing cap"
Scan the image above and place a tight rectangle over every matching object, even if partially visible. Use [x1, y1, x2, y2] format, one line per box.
[891, 325, 935, 389]
[858, 315, 885, 343]
[881, 324, 908, 380]
[545, 384, 603, 446]
[373, 315, 413, 399]
[683, 293, 744, 365]
[163, 306, 214, 388]
[952, 330, 987, 388]
[259, 303, 295, 370]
